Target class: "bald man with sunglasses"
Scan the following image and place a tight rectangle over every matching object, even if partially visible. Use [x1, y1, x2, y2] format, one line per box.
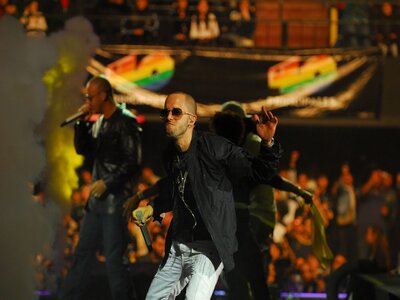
[124, 92, 281, 300]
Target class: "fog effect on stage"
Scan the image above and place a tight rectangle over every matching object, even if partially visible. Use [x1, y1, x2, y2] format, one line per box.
[0, 15, 98, 299]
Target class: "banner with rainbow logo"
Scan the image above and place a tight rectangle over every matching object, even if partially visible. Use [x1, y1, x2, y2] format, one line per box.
[92, 46, 382, 119]
[105, 52, 174, 91]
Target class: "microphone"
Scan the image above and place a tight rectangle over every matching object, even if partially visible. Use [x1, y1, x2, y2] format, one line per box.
[136, 210, 152, 252]
[60, 111, 88, 127]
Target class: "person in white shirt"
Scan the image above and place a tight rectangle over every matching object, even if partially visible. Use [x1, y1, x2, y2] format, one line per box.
[189, 0, 220, 45]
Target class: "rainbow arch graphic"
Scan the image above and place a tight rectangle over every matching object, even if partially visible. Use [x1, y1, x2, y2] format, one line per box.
[105, 52, 175, 91]
[267, 55, 337, 94]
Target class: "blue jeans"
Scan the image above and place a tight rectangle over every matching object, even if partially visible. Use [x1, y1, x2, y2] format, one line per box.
[146, 240, 223, 300]
[60, 210, 131, 300]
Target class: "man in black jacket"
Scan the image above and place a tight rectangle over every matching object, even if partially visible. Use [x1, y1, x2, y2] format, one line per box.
[60, 76, 141, 300]
[128, 92, 281, 299]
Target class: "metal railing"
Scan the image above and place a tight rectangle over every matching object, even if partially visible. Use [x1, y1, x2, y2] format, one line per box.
[16, 2, 399, 50]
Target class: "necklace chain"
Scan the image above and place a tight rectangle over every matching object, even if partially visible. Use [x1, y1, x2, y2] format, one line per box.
[175, 155, 197, 230]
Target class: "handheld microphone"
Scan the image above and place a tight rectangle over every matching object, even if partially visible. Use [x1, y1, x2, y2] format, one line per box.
[60, 112, 88, 127]
[136, 211, 152, 252]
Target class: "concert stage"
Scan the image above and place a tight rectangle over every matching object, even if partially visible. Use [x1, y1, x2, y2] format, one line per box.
[36, 270, 400, 300]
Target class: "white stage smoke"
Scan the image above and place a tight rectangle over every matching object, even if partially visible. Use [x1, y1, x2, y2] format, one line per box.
[0, 15, 98, 299]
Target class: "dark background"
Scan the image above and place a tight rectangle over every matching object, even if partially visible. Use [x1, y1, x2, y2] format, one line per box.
[140, 121, 400, 185]
[139, 58, 400, 184]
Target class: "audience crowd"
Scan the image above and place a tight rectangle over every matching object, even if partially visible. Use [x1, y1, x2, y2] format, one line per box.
[1, 0, 399, 55]
[2, 0, 399, 297]
[31, 146, 400, 296]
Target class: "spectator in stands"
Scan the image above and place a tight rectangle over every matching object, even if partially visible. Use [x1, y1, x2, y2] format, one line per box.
[226, 0, 256, 47]
[97, 0, 132, 43]
[100, 0, 132, 14]
[0, 0, 18, 18]
[357, 169, 386, 259]
[380, 172, 397, 234]
[314, 174, 334, 227]
[286, 214, 313, 259]
[189, 0, 220, 45]
[325, 253, 349, 296]
[316, 174, 331, 205]
[331, 162, 352, 192]
[331, 171, 357, 263]
[122, 0, 160, 44]
[313, 174, 334, 256]
[371, 1, 398, 57]
[171, 0, 191, 44]
[287, 150, 300, 183]
[331, 253, 347, 273]
[20, 0, 47, 37]
[70, 189, 85, 225]
[269, 241, 294, 291]
[214, 0, 234, 40]
[365, 224, 391, 271]
[396, 172, 400, 268]
[78, 169, 92, 205]
[306, 254, 326, 292]
[300, 261, 318, 292]
[380, 171, 398, 268]
[335, 1, 371, 47]
[63, 213, 79, 263]
[298, 172, 315, 193]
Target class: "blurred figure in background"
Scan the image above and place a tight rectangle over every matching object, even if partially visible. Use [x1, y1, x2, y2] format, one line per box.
[226, 0, 255, 47]
[371, 1, 399, 57]
[97, 0, 133, 43]
[0, 0, 18, 18]
[357, 169, 385, 260]
[331, 171, 357, 263]
[334, 1, 371, 47]
[20, 0, 47, 37]
[121, 0, 159, 44]
[380, 171, 398, 268]
[189, 0, 220, 45]
[171, 0, 191, 44]
[365, 224, 391, 271]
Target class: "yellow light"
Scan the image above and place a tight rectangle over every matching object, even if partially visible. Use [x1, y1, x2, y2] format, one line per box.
[42, 51, 85, 206]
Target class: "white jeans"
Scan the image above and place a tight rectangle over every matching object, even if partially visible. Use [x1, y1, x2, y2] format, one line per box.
[145, 240, 223, 300]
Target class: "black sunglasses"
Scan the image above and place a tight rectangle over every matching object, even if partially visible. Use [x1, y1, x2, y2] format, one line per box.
[160, 108, 196, 119]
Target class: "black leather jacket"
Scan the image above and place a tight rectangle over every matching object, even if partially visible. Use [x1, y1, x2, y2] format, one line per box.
[74, 107, 142, 215]
[154, 130, 282, 271]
